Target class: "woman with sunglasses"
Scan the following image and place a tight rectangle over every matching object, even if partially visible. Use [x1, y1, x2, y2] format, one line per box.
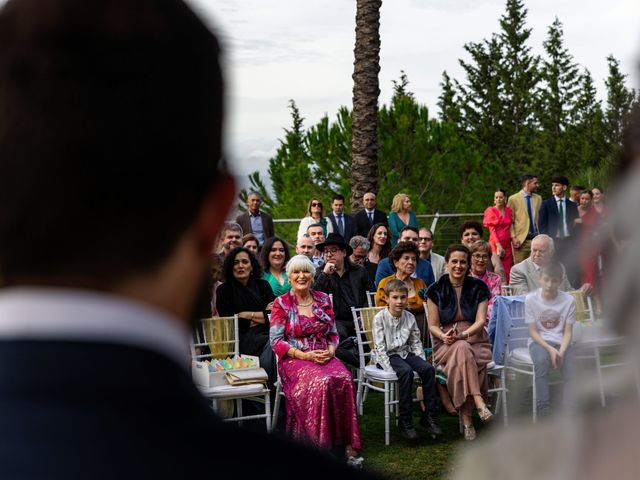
[296, 197, 334, 241]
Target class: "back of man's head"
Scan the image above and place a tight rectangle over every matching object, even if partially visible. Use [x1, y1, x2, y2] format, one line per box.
[0, 0, 224, 287]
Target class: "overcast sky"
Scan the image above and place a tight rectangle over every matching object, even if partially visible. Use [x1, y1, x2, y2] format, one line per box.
[188, 0, 640, 191]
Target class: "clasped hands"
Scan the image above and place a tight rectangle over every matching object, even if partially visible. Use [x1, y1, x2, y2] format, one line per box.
[441, 326, 470, 345]
[303, 349, 334, 364]
[547, 346, 565, 370]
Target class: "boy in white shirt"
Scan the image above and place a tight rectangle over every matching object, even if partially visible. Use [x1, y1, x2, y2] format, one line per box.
[525, 261, 577, 416]
[372, 279, 442, 440]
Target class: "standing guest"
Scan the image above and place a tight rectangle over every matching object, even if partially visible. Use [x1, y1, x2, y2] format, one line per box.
[366, 223, 391, 281]
[270, 255, 363, 466]
[538, 176, 578, 269]
[427, 245, 494, 441]
[468, 241, 502, 319]
[372, 279, 442, 440]
[216, 247, 276, 382]
[261, 237, 291, 297]
[307, 223, 326, 268]
[219, 222, 243, 258]
[388, 193, 419, 246]
[459, 221, 506, 283]
[418, 227, 447, 281]
[592, 187, 606, 215]
[507, 173, 542, 264]
[574, 190, 601, 294]
[375, 227, 435, 288]
[242, 233, 260, 256]
[297, 197, 333, 241]
[327, 194, 357, 243]
[236, 191, 274, 246]
[312, 233, 374, 368]
[355, 192, 388, 237]
[349, 236, 370, 266]
[570, 185, 586, 204]
[295, 235, 315, 260]
[0, 0, 375, 476]
[483, 189, 514, 282]
[376, 242, 429, 344]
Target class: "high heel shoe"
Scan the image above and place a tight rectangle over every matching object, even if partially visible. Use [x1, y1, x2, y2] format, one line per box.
[477, 405, 493, 424]
[463, 424, 476, 441]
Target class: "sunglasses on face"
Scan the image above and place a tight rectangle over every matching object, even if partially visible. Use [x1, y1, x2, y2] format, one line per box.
[311, 202, 322, 207]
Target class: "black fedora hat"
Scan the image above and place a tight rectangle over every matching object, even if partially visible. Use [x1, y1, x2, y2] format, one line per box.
[316, 232, 353, 256]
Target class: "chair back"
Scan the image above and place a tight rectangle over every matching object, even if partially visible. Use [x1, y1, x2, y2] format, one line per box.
[504, 298, 528, 351]
[366, 291, 376, 308]
[191, 315, 239, 361]
[502, 285, 515, 296]
[568, 290, 595, 324]
[351, 306, 385, 370]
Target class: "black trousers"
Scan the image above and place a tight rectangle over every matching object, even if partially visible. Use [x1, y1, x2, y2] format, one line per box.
[388, 353, 436, 420]
[334, 319, 359, 368]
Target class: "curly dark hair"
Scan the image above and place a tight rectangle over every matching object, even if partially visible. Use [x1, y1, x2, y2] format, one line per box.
[388, 241, 420, 271]
[222, 247, 263, 283]
[367, 223, 391, 259]
[260, 237, 291, 273]
[459, 221, 483, 239]
[444, 244, 471, 263]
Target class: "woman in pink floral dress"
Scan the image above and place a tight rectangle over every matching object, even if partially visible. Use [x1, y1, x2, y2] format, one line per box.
[270, 255, 362, 465]
[483, 189, 513, 282]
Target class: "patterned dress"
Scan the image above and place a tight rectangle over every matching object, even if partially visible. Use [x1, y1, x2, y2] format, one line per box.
[470, 270, 502, 320]
[483, 206, 514, 282]
[270, 290, 361, 451]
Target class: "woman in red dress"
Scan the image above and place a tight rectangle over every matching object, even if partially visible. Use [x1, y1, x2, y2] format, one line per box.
[575, 190, 601, 293]
[483, 189, 513, 282]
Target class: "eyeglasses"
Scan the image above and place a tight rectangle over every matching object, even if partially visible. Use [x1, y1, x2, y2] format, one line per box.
[324, 248, 341, 255]
[472, 254, 489, 260]
[311, 202, 322, 207]
[418, 237, 433, 242]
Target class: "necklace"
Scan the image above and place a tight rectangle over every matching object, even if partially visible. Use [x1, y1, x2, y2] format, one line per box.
[297, 299, 313, 307]
[451, 282, 463, 287]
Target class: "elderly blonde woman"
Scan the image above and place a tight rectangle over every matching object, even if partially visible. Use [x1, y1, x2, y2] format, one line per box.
[388, 193, 419, 246]
[269, 255, 362, 466]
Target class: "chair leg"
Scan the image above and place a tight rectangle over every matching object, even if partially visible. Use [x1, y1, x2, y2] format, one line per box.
[532, 372, 537, 424]
[356, 373, 364, 416]
[384, 382, 391, 446]
[272, 382, 282, 427]
[594, 346, 606, 407]
[265, 392, 272, 432]
[501, 369, 508, 427]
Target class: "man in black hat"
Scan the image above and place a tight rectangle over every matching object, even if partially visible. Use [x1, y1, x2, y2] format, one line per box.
[312, 233, 375, 367]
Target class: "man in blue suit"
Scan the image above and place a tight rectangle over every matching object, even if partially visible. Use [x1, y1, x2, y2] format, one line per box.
[0, 1, 376, 478]
[328, 194, 357, 243]
[538, 175, 579, 284]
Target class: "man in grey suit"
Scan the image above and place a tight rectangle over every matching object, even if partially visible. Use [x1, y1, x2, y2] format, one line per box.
[235, 191, 274, 245]
[509, 234, 592, 295]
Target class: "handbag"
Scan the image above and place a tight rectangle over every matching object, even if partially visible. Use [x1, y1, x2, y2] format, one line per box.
[224, 367, 268, 386]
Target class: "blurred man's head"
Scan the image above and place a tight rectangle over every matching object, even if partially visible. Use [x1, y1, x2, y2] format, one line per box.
[0, 0, 234, 318]
[570, 185, 585, 203]
[220, 223, 243, 255]
[296, 235, 315, 259]
[530, 235, 554, 266]
[363, 192, 376, 210]
[246, 192, 262, 215]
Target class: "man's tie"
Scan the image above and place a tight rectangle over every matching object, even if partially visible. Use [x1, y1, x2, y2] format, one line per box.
[368, 211, 373, 225]
[558, 199, 565, 238]
[338, 215, 344, 236]
[526, 195, 535, 236]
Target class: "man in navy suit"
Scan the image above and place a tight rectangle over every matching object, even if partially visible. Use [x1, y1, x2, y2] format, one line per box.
[538, 175, 579, 284]
[327, 194, 357, 243]
[0, 1, 376, 478]
[354, 191, 388, 237]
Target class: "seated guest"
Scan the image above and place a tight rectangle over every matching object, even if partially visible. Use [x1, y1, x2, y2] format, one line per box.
[312, 233, 374, 368]
[468, 240, 502, 319]
[509, 234, 590, 296]
[349, 236, 370, 266]
[242, 233, 260, 256]
[216, 247, 276, 383]
[297, 197, 333, 241]
[270, 255, 362, 466]
[307, 223, 326, 268]
[376, 242, 428, 344]
[375, 226, 434, 288]
[355, 191, 388, 237]
[261, 237, 291, 297]
[427, 245, 494, 441]
[295, 234, 315, 260]
[418, 227, 446, 280]
[459, 221, 505, 283]
[218, 221, 244, 258]
[388, 193, 419, 246]
[372, 279, 442, 440]
[366, 223, 391, 280]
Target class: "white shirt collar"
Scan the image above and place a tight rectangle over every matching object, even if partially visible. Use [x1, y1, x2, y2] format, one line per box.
[0, 288, 190, 369]
[554, 195, 565, 202]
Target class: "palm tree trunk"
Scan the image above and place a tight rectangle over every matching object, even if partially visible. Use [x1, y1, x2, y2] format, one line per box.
[350, 0, 381, 212]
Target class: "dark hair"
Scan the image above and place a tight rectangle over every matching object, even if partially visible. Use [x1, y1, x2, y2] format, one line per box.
[444, 244, 471, 263]
[494, 189, 507, 197]
[580, 189, 594, 198]
[260, 237, 291, 273]
[222, 247, 263, 284]
[242, 233, 259, 247]
[571, 185, 586, 192]
[399, 225, 419, 236]
[332, 194, 345, 203]
[521, 173, 538, 185]
[459, 221, 483, 238]
[551, 175, 570, 186]
[540, 261, 564, 280]
[0, 0, 224, 286]
[388, 241, 420, 271]
[367, 223, 391, 259]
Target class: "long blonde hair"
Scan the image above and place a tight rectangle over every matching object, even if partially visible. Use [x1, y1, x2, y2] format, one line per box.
[306, 197, 324, 217]
[390, 193, 409, 213]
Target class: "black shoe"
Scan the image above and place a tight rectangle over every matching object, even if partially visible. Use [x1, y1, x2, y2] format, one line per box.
[398, 419, 418, 440]
[419, 411, 443, 437]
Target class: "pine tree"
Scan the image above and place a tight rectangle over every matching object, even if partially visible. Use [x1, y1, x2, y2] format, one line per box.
[604, 55, 636, 156]
[437, 71, 461, 125]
